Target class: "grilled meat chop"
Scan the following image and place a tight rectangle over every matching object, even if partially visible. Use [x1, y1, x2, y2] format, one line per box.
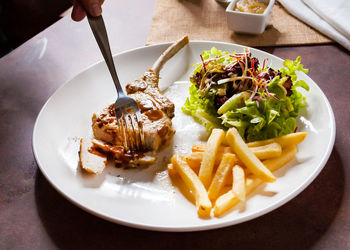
[89, 36, 189, 168]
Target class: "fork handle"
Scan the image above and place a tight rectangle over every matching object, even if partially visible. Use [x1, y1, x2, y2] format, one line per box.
[87, 15, 125, 96]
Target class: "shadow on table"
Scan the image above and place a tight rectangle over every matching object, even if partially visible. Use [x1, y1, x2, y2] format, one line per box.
[229, 24, 281, 48]
[34, 147, 345, 250]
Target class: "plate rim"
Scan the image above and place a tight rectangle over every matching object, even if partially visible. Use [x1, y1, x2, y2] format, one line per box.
[32, 40, 336, 232]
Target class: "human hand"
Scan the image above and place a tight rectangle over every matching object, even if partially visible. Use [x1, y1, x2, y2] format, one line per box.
[71, 0, 105, 21]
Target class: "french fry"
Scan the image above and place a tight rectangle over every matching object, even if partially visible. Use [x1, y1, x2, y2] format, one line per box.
[232, 165, 246, 201]
[187, 151, 236, 170]
[208, 153, 236, 201]
[192, 142, 282, 160]
[213, 191, 239, 217]
[168, 155, 200, 177]
[246, 132, 307, 148]
[169, 151, 237, 177]
[226, 128, 276, 182]
[169, 127, 303, 218]
[192, 144, 233, 153]
[263, 145, 297, 172]
[192, 144, 207, 152]
[167, 163, 177, 178]
[198, 129, 226, 188]
[185, 140, 297, 177]
[184, 152, 202, 173]
[214, 145, 298, 217]
[171, 155, 212, 218]
[224, 166, 253, 186]
[213, 177, 262, 217]
[251, 142, 282, 160]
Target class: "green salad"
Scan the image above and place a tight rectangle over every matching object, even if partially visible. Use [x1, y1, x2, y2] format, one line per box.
[182, 47, 309, 142]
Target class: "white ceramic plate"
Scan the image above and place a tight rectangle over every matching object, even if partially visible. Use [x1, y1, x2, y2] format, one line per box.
[33, 41, 335, 232]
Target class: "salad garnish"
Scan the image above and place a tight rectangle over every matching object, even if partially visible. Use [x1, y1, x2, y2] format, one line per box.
[182, 47, 309, 142]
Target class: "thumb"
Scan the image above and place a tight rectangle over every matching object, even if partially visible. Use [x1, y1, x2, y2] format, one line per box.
[79, 0, 102, 17]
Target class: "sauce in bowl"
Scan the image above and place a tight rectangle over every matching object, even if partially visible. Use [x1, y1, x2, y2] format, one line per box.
[234, 0, 268, 14]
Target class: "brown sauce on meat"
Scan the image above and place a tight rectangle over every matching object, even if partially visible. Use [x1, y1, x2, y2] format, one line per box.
[99, 143, 124, 155]
[88, 147, 107, 158]
[144, 109, 163, 121]
[118, 150, 145, 164]
[138, 99, 156, 112]
[108, 104, 116, 116]
[91, 141, 145, 165]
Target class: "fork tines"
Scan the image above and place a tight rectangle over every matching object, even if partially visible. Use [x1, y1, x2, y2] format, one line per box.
[118, 113, 144, 153]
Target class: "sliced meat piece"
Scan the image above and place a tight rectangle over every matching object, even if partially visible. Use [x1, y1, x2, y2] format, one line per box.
[79, 138, 107, 174]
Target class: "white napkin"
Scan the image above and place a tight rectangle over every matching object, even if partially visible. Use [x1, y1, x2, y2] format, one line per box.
[279, 0, 350, 51]
[303, 0, 350, 40]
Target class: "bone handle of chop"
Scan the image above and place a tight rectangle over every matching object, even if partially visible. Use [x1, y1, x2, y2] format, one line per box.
[151, 35, 190, 75]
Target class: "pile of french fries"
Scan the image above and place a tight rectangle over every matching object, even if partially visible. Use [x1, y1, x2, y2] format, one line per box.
[168, 128, 307, 218]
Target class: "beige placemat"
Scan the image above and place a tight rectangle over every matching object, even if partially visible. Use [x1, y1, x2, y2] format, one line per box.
[147, 0, 333, 46]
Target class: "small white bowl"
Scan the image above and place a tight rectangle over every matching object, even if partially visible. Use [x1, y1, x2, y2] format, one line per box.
[226, 0, 275, 35]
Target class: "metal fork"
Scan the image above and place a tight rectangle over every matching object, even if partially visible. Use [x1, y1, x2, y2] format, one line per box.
[87, 15, 144, 152]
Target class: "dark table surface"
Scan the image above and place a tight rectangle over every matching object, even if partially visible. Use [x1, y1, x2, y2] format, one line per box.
[1, 0, 349, 249]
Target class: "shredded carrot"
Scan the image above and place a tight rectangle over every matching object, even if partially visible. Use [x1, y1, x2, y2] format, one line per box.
[253, 79, 264, 86]
[262, 58, 269, 71]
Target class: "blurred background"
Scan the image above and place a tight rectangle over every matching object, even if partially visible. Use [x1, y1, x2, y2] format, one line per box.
[0, 0, 71, 57]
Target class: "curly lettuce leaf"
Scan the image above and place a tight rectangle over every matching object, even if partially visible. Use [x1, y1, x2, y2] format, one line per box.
[182, 49, 309, 141]
[182, 84, 224, 131]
